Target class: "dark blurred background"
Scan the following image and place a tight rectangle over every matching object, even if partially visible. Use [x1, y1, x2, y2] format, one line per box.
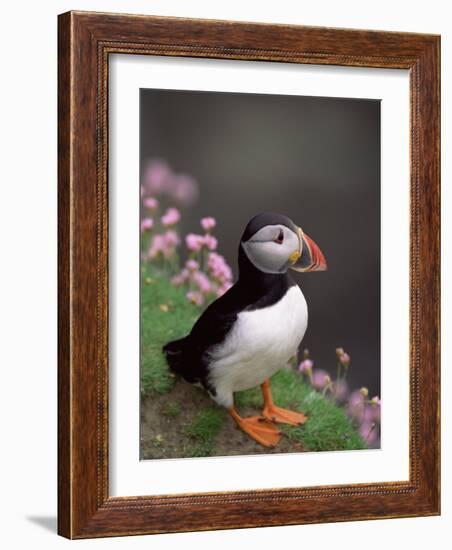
[140, 89, 381, 396]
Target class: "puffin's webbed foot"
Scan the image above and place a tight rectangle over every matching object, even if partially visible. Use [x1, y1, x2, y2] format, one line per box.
[262, 404, 307, 426]
[228, 406, 281, 448]
[261, 379, 308, 426]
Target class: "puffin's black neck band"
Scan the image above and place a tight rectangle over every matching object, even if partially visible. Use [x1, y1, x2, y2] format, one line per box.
[237, 245, 293, 297]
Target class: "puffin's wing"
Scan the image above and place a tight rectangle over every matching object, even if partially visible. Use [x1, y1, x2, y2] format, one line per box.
[163, 285, 241, 388]
[188, 287, 241, 352]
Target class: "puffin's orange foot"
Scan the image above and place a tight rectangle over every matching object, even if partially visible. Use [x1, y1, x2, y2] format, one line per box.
[262, 405, 308, 426]
[233, 415, 281, 448]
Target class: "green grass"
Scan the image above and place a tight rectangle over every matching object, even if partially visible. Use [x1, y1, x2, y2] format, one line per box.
[236, 369, 365, 451]
[184, 407, 226, 457]
[140, 265, 200, 396]
[161, 402, 182, 418]
[141, 267, 366, 453]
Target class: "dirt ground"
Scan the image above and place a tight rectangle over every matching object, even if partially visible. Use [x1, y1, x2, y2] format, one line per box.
[140, 378, 305, 460]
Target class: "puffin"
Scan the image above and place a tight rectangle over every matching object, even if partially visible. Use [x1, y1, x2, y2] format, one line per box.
[163, 212, 327, 447]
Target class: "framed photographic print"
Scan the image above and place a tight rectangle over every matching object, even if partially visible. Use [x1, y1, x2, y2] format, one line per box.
[58, 11, 440, 538]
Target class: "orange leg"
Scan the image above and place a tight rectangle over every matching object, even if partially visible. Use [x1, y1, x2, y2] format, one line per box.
[261, 379, 308, 425]
[228, 405, 281, 448]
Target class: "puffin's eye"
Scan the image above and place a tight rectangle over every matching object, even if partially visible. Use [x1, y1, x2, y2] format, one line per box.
[274, 229, 284, 244]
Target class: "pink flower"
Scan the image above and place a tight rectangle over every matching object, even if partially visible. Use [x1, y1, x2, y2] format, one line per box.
[141, 218, 154, 232]
[207, 253, 233, 283]
[334, 379, 350, 403]
[201, 217, 216, 231]
[311, 369, 330, 390]
[147, 232, 178, 259]
[170, 174, 199, 206]
[363, 399, 381, 423]
[298, 359, 314, 374]
[163, 229, 180, 248]
[202, 234, 218, 251]
[186, 233, 204, 252]
[143, 197, 159, 211]
[371, 396, 381, 407]
[359, 420, 379, 447]
[186, 259, 199, 272]
[192, 271, 211, 294]
[161, 207, 180, 227]
[339, 352, 351, 367]
[186, 291, 204, 306]
[143, 160, 172, 195]
[147, 234, 168, 259]
[347, 390, 365, 420]
[171, 269, 190, 286]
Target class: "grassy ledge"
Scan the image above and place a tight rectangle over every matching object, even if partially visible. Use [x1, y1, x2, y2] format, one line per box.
[140, 268, 366, 458]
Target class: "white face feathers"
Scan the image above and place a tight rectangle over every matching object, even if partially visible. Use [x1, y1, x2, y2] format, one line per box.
[241, 224, 301, 274]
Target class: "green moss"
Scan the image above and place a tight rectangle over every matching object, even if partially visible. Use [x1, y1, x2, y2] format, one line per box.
[140, 265, 200, 396]
[161, 402, 182, 418]
[184, 407, 226, 457]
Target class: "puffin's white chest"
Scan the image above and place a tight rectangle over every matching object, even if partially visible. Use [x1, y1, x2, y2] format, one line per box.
[207, 285, 308, 406]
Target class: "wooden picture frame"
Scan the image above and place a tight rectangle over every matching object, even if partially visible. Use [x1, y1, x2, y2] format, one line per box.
[58, 11, 440, 538]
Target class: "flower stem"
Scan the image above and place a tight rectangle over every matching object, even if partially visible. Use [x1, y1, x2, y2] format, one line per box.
[365, 422, 376, 443]
[336, 362, 342, 383]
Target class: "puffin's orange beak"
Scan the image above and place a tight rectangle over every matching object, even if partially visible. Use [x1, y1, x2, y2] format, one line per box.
[303, 232, 327, 271]
[290, 227, 327, 272]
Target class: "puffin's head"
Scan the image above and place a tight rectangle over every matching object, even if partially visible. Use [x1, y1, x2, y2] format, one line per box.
[240, 212, 327, 275]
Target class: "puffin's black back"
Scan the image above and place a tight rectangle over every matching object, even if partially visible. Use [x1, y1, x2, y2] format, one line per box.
[162, 212, 297, 392]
